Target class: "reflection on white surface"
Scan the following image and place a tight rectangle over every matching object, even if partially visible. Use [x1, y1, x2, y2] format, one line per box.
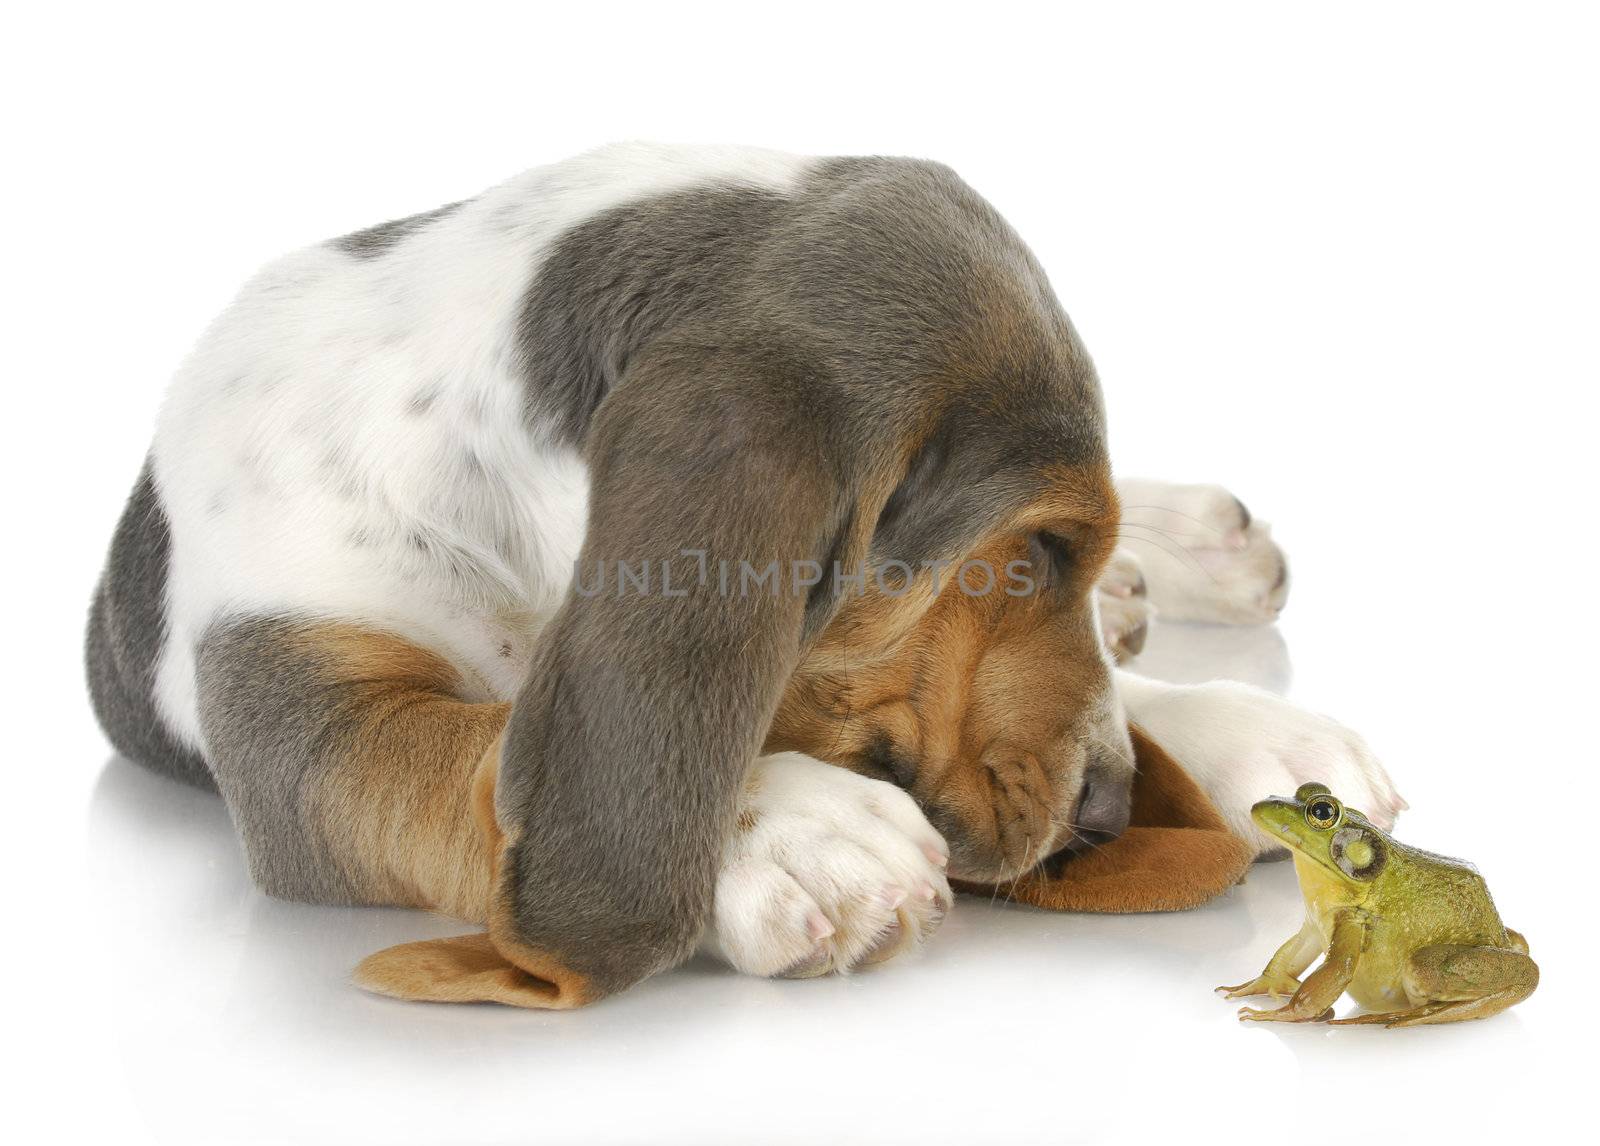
[1135, 619, 1293, 693]
[78, 619, 1562, 1146]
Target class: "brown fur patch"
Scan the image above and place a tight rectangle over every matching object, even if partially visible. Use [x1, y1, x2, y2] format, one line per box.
[353, 931, 590, 1008]
[289, 624, 508, 921]
[767, 463, 1124, 879]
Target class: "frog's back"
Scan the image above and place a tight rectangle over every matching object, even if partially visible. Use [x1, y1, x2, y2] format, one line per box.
[1380, 842, 1508, 946]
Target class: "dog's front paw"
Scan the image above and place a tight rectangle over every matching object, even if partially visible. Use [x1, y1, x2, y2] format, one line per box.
[1116, 479, 1289, 624]
[705, 752, 953, 978]
[1097, 549, 1155, 662]
[1129, 680, 1406, 856]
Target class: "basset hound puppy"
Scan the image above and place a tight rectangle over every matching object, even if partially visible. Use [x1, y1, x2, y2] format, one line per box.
[86, 143, 1400, 1008]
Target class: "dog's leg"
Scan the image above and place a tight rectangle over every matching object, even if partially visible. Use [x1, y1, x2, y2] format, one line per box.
[196, 618, 507, 922]
[197, 616, 953, 996]
[1115, 670, 1405, 857]
[1114, 478, 1289, 623]
[703, 751, 952, 977]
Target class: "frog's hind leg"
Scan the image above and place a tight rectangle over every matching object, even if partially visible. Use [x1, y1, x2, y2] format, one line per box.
[1329, 944, 1538, 1028]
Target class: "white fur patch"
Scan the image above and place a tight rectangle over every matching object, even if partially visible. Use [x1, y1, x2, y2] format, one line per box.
[1115, 670, 1406, 855]
[149, 143, 815, 748]
[1115, 478, 1289, 623]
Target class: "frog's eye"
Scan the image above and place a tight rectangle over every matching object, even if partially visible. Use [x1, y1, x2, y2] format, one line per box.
[1304, 796, 1343, 830]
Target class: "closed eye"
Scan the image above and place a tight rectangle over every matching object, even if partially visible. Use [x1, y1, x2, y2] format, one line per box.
[1029, 530, 1073, 587]
[863, 732, 917, 791]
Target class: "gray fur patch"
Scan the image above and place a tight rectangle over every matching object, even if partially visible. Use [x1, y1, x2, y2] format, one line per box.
[516, 157, 1105, 519]
[515, 185, 790, 444]
[406, 388, 439, 416]
[194, 617, 360, 904]
[334, 200, 467, 259]
[497, 345, 845, 994]
[85, 460, 214, 789]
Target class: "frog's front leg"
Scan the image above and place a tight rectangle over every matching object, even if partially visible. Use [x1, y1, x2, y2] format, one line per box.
[1218, 918, 1323, 999]
[1239, 910, 1367, 1023]
[1328, 941, 1539, 1027]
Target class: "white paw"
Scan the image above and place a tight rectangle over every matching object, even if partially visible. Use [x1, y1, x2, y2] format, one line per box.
[1127, 680, 1406, 857]
[1115, 479, 1289, 624]
[704, 752, 953, 978]
[1097, 549, 1155, 662]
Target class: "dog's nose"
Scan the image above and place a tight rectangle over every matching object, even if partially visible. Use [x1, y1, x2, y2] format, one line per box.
[1072, 763, 1133, 848]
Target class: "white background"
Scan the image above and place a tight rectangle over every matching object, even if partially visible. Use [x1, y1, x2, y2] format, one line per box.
[5, 2, 1596, 1143]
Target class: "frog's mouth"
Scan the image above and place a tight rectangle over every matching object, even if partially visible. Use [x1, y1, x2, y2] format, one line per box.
[1250, 797, 1320, 854]
[1249, 797, 1374, 882]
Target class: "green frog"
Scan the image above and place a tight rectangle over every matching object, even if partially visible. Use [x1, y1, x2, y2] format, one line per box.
[1218, 783, 1537, 1027]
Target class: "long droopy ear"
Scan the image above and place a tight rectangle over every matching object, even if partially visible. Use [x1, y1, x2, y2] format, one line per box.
[954, 724, 1255, 912]
[361, 343, 855, 1008]
[355, 743, 600, 1007]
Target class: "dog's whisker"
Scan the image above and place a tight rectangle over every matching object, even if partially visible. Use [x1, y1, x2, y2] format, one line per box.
[1115, 519, 1218, 544]
[1119, 504, 1239, 540]
[1006, 835, 1032, 903]
[1114, 530, 1206, 576]
[1114, 528, 1221, 586]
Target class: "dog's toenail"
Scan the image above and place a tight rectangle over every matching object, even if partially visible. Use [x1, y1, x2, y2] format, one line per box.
[922, 843, 949, 867]
[806, 910, 835, 940]
[879, 886, 908, 911]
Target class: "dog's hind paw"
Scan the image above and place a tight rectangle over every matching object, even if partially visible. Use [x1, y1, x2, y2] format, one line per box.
[1116, 479, 1289, 624]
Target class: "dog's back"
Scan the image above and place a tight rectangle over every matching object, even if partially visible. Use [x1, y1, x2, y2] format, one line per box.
[86, 143, 831, 782]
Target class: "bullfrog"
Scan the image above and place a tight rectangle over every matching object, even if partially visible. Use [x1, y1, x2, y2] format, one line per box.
[1218, 783, 1537, 1027]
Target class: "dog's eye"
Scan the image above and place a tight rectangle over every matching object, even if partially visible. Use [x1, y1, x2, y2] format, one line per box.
[1305, 797, 1343, 830]
[1028, 531, 1073, 585]
[863, 733, 917, 791]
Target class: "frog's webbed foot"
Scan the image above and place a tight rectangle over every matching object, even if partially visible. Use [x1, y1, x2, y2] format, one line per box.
[1326, 1010, 1403, 1026]
[1329, 989, 1532, 1028]
[1218, 922, 1323, 1001]
[1217, 973, 1302, 1000]
[1327, 1000, 1497, 1027]
[1235, 911, 1363, 1024]
[1237, 1004, 1334, 1023]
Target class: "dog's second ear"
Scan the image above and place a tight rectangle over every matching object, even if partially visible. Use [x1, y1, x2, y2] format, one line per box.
[354, 747, 597, 1008]
[354, 932, 589, 1008]
[449, 341, 852, 1005]
[954, 724, 1255, 911]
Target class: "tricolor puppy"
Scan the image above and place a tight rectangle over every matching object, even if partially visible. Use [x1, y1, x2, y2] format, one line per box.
[87, 143, 1400, 1008]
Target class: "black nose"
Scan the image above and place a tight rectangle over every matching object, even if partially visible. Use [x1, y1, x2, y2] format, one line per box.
[1070, 765, 1133, 850]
